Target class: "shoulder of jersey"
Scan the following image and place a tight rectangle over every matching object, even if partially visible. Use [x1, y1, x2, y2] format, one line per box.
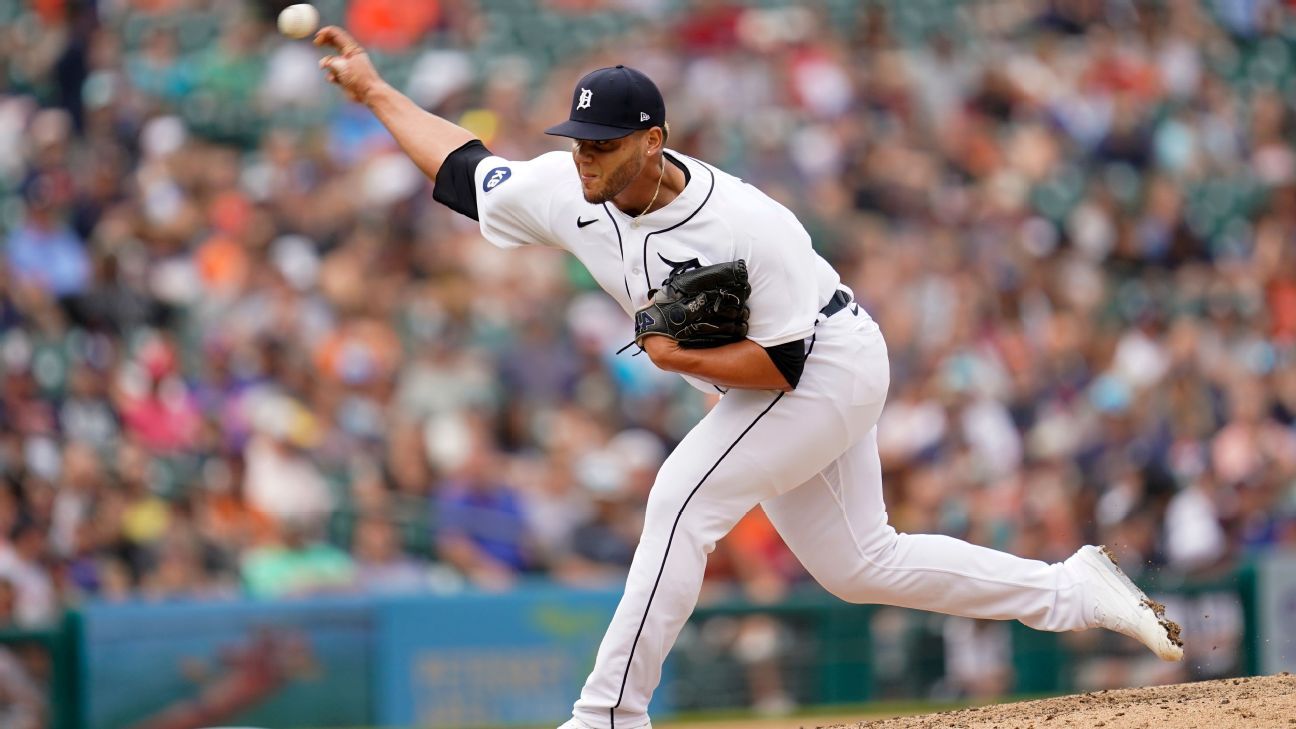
[526, 150, 575, 181]
[709, 161, 749, 194]
[678, 154, 740, 200]
[481, 150, 573, 195]
[695, 159, 756, 207]
[535, 149, 574, 168]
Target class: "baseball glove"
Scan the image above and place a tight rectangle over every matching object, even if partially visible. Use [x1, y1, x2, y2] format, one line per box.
[633, 260, 751, 349]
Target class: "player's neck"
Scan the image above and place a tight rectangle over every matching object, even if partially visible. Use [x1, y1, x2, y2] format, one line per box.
[612, 156, 686, 218]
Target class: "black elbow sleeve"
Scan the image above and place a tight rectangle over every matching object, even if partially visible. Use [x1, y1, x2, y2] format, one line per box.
[763, 339, 809, 389]
[433, 139, 493, 221]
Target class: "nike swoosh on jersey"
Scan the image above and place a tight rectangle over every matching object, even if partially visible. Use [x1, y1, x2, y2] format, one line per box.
[577, 217, 598, 228]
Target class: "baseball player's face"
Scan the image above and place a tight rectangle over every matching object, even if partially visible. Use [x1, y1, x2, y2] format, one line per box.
[571, 133, 647, 205]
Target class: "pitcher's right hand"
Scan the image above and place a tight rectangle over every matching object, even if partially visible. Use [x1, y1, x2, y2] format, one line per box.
[315, 26, 385, 105]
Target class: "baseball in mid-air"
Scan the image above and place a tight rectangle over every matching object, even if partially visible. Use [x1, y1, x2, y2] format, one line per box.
[277, 3, 320, 40]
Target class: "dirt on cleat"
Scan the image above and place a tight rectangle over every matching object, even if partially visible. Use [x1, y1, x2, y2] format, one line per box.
[1142, 598, 1185, 647]
[1162, 618, 1183, 647]
[1100, 546, 1185, 651]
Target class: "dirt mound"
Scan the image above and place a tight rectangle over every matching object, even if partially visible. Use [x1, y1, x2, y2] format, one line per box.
[835, 674, 1296, 729]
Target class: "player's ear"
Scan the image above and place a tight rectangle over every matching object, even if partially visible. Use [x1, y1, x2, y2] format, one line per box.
[645, 127, 663, 157]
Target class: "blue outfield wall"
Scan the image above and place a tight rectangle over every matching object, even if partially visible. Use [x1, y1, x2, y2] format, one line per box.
[78, 587, 635, 729]
[374, 587, 644, 728]
[79, 598, 376, 729]
[73, 553, 1296, 729]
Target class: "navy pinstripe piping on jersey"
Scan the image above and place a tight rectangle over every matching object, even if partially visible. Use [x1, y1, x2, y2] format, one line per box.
[609, 388, 785, 728]
[640, 156, 716, 291]
[602, 203, 633, 304]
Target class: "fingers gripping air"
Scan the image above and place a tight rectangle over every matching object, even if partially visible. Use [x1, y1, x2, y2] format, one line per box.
[314, 26, 381, 104]
[633, 260, 751, 349]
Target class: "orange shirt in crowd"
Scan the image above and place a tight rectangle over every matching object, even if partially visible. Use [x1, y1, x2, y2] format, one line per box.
[347, 0, 440, 52]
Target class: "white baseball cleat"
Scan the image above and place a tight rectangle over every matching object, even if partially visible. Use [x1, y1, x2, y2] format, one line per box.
[1072, 544, 1184, 661]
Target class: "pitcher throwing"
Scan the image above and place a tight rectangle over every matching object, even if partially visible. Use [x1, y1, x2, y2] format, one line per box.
[314, 26, 1183, 729]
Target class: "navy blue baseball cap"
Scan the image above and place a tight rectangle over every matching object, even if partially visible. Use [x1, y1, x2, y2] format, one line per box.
[545, 65, 667, 141]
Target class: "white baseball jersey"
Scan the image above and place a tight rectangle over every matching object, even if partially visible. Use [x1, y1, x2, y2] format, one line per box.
[463, 149, 1101, 729]
[473, 150, 841, 392]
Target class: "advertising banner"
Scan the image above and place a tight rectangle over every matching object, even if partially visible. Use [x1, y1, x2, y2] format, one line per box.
[79, 598, 374, 729]
[375, 586, 633, 728]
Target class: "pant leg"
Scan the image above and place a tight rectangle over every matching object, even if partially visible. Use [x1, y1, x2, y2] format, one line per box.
[571, 337, 879, 728]
[762, 426, 1088, 632]
[571, 392, 780, 728]
[571, 310, 892, 728]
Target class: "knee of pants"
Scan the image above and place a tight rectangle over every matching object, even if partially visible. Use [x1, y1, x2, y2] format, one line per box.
[814, 565, 872, 604]
[809, 526, 902, 603]
[642, 473, 739, 556]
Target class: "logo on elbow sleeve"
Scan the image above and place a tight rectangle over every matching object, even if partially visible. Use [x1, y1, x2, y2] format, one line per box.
[483, 166, 512, 192]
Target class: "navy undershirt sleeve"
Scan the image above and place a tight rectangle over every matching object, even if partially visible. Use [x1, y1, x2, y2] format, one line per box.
[762, 339, 808, 389]
[433, 139, 493, 221]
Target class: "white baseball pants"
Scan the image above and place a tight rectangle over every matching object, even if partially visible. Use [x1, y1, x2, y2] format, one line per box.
[571, 307, 1089, 729]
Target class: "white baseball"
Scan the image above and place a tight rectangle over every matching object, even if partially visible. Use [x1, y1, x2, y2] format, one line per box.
[277, 4, 320, 40]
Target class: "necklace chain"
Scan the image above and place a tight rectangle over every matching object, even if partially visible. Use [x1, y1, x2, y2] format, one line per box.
[631, 159, 666, 228]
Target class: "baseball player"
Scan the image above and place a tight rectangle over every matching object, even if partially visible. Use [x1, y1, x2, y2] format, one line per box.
[315, 26, 1183, 729]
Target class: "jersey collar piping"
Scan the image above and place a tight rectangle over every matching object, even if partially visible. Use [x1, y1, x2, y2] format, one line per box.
[609, 150, 708, 230]
[637, 155, 717, 291]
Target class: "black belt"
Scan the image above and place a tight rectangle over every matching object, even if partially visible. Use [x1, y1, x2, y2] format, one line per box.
[819, 289, 852, 319]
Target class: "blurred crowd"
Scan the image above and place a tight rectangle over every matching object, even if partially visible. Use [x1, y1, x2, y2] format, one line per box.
[0, 0, 1294, 670]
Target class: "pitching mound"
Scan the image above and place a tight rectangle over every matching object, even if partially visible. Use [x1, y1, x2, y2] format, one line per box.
[835, 674, 1296, 729]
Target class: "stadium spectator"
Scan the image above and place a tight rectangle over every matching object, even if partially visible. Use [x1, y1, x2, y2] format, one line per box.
[0, 523, 55, 628]
[241, 390, 333, 525]
[0, 578, 45, 729]
[351, 515, 426, 593]
[558, 462, 639, 584]
[6, 172, 88, 299]
[434, 425, 536, 591]
[240, 518, 355, 599]
[0, 3, 1288, 682]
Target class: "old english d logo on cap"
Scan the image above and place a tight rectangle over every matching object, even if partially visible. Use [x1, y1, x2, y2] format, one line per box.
[545, 65, 666, 141]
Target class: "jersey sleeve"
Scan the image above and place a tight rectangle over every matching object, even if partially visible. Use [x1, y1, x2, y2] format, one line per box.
[739, 206, 824, 348]
[472, 151, 567, 249]
[433, 139, 493, 220]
